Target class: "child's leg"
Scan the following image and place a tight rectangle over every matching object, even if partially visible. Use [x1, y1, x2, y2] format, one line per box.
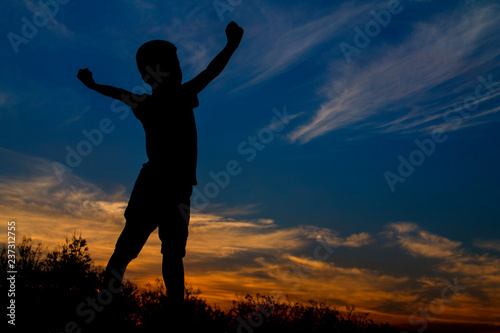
[103, 221, 155, 289]
[92, 221, 155, 329]
[103, 163, 156, 288]
[157, 186, 192, 313]
[162, 255, 185, 306]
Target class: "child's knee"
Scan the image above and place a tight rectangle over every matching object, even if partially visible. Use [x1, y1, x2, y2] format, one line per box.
[161, 248, 186, 260]
[160, 237, 187, 259]
[113, 244, 141, 262]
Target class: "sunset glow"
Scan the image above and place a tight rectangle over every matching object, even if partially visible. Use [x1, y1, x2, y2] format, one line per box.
[2, 0, 500, 331]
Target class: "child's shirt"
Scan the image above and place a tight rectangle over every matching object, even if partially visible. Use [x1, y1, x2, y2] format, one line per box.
[132, 84, 199, 186]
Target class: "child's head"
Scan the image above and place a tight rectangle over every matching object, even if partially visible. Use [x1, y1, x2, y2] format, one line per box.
[136, 40, 182, 89]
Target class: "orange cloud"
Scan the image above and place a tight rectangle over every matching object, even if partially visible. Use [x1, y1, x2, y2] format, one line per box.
[1, 149, 499, 328]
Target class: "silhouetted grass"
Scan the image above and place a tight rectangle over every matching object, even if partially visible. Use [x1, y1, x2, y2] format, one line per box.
[0, 235, 398, 333]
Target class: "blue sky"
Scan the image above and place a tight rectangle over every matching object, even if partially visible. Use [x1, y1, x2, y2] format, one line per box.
[1, 0, 500, 328]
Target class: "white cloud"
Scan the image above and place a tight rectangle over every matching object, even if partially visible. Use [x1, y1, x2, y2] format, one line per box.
[288, 3, 500, 143]
[234, 2, 374, 90]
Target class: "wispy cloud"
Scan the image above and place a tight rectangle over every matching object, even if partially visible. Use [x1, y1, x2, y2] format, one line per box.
[137, 2, 374, 91]
[2, 149, 499, 324]
[0, 92, 7, 107]
[234, 2, 374, 90]
[0, 91, 18, 117]
[385, 221, 500, 321]
[129, 0, 156, 10]
[23, 0, 74, 38]
[386, 222, 463, 259]
[473, 239, 500, 252]
[288, 3, 500, 143]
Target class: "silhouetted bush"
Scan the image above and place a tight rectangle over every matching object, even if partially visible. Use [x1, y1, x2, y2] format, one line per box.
[1, 235, 398, 333]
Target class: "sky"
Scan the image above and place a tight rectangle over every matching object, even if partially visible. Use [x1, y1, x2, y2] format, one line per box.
[1, 0, 500, 330]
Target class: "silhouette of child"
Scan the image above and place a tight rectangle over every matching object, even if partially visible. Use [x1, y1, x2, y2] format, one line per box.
[77, 21, 243, 316]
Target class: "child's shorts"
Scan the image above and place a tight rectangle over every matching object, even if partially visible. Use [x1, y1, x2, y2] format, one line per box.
[116, 162, 193, 259]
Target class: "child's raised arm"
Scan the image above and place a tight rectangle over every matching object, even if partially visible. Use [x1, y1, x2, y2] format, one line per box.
[77, 68, 142, 108]
[184, 21, 244, 95]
